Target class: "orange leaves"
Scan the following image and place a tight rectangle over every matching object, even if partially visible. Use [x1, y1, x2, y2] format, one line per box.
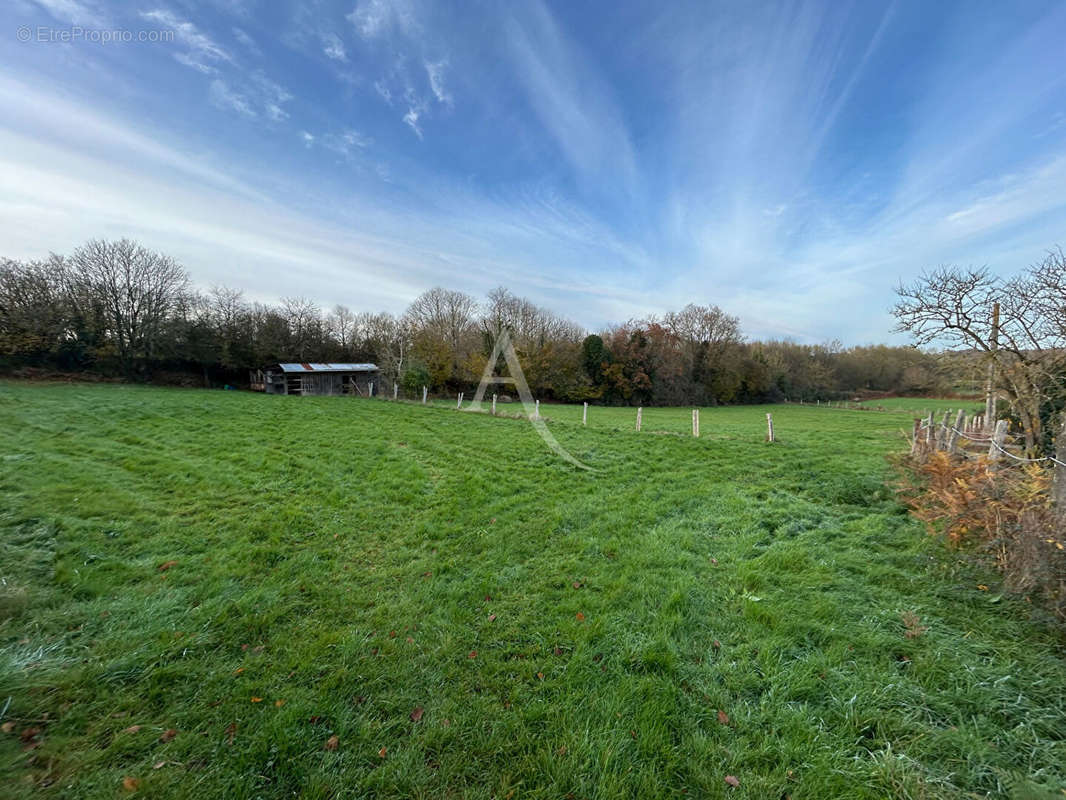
[468, 650, 477, 659]
[158, 560, 178, 572]
[122, 776, 141, 792]
[724, 775, 740, 788]
[378, 746, 387, 759]
[575, 612, 585, 622]
[716, 710, 730, 726]
[324, 735, 339, 751]
[159, 728, 177, 743]
[488, 614, 497, 622]
[250, 697, 263, 703]
[225, 722, 236, 744]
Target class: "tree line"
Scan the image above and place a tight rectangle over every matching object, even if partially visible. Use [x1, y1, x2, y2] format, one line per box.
[3, 237, 963, 405]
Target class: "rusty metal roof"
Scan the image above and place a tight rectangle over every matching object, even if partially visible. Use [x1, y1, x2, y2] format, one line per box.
[274, 363, 379, 373]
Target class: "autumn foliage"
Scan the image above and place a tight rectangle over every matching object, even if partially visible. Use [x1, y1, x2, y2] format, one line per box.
[899, 451, 1066, 621]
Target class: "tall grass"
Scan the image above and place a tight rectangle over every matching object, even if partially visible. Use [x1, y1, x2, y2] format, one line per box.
[0, 383, 1063, 798]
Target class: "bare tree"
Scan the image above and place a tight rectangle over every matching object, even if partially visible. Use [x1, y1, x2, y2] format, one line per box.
[326, 304, 357, 357]
[361, 311, 410, 384]
[281, 296, 323, 361]
[405, 287, 478, 384]
[66, 239, 190, 377]
[894, 251, 1066, 453]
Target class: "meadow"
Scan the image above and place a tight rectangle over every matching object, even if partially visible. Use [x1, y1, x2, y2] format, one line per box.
[1, 382, 1063, 799]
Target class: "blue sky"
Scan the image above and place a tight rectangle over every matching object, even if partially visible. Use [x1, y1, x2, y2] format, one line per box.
[3, 0, 1066, 343]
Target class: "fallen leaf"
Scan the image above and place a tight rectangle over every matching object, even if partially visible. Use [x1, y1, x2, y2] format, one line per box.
[1, 722, 14, 734]
[468, 650, 477, 659]
[410, 707, 424, 723]
[717, 710, 729, 725]
[711, 557, 718, 565]
[557, 745, 568, 756]
[442, 718, 450, 727]
[252, 645, 264, 653]
[158, 560, 178, 571]
[224, 722, 236, 744]
[537, 672, 544, 680]
[20, 727, 41, 743]
[378, 746, 387, 758]
[251, 697, 263, 703]
[422, 571, 432, 578]
[233, 668, 244, 675]
[572, 581, 582, 589]
[153, 761, 166, 770]
[724, 775, 740, 788]
[122, 776, 140, 792]
[324, 735, 339, 751]
[554, 646, 562, 656]
[488, 614, 497, 622]
[484, 595, 492, 602]
[713, 640, 721, 650]
[389, 630, 397, 638]
[122, 725, 142, 734]
[274, 699, 285, 708]
[630, 729, 637, 739]
[575, 612, 585, 622]
[159, 728, 177, 742]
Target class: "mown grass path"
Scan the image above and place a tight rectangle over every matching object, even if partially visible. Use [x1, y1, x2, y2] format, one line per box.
[1, 383, 1063, 798]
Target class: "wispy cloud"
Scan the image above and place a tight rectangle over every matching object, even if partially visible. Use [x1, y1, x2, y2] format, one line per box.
[232, 27, 260, 57]
[347, 0, 414, 39]
[502, 1, 637, 192]
[29, 0, 105, 27]
[140, 9, 232, 73]
[402, 105, 422, 139]
[424, 59, 451, 105]
[321, 32, 348, 62]
[208, 79, 254, 117]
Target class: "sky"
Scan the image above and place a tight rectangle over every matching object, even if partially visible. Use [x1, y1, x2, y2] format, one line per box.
[2, 0, 1066, 344]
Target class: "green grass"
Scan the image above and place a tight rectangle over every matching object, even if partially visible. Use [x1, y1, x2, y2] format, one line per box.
[1, 382, 1063, 799]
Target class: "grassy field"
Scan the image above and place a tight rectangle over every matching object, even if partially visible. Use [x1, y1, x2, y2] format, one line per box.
[1, 383, 1063, 799]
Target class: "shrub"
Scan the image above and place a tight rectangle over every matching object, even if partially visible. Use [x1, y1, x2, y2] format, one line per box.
[898, 452, 1066, 622]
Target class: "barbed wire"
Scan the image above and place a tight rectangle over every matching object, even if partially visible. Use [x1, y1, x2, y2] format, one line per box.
[914, 419, 1066, 466]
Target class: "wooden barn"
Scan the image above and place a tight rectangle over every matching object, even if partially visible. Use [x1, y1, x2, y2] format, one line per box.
[260, 363, 380, 396]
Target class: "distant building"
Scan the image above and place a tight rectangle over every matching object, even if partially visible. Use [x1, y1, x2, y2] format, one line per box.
[258, 363, 380, 396]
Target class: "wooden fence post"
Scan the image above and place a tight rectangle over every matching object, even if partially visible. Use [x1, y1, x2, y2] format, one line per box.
[583, 402, 588, 426]
[910, 418, 922, 457]
[393, 383, 398, 400]
[692, 409, 699, 438]
[422, 386, 427, 404]
[924, 412, 934, 448]
[369, 381, 374, 398]
[766, 412, 775, 443]
[934, 410, 950, 451]
[1053, 416, 1066, 512]
[492, 394, 497, 415]
[947, 409, 965, 454]
[457, 392, 463, 409]
[988, 419, 1009, 461]
[535, 399, 540, 420]
[636, 407, 642, 432]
